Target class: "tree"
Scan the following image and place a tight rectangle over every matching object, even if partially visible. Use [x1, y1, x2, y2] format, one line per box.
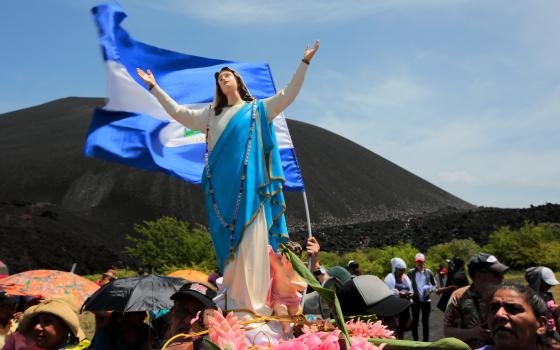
[484, 222, 560, 269]
[124, 217, 216, 273]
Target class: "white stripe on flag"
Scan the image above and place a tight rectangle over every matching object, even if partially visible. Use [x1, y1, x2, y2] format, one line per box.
[103, 60, 295, 149]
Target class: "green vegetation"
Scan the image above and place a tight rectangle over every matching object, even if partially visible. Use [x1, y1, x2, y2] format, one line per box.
[427, 239, 481, 270]
[314, 222, 560, 277]
[316, 240, 479, 276]
[115, 218, 559, 282]
[124, 216, 216, 274]
[317, 243, 418, 277]
[483, 222, 560, 270]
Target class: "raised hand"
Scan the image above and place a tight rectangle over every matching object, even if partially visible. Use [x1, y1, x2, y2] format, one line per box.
[135, 67, 156, 88]
[303, 40, 320, 63]
[306, 236, 320, 257]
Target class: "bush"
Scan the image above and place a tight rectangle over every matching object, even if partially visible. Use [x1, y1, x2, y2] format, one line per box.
[316, 251, 345, 269]
[317, 243, 418, 277]
[124, 217, 216, 273]
[426, 239, 481, 271]
[483, 222, 560, 270]
[358, 243, 418, 277]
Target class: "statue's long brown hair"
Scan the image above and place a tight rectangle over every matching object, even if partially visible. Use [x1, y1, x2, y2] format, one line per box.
[213, 67, 254, 116]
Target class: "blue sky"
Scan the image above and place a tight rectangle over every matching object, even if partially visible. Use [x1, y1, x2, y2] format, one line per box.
[1, 0, 558, 208]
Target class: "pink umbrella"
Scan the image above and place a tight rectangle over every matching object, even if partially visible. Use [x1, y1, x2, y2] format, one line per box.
[0, 269, 98, 306]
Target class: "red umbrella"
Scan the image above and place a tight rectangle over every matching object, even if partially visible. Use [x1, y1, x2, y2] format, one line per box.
[0, 269, 98, 306]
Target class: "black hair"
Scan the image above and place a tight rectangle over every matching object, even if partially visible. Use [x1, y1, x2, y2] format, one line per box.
[490, 282, 548, 318]
[490, 282, 548, 347]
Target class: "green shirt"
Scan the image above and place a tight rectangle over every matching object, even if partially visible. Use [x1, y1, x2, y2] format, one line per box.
[444, 285, 490, 349]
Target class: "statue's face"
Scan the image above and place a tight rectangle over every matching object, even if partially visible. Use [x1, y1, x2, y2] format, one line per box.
[217, 70, 238, 95]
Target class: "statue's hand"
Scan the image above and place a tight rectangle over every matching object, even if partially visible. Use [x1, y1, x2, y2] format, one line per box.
[135, 68, 156, 87]
[303, 40, 320, 63]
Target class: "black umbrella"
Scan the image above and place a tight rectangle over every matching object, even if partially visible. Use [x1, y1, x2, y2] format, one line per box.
[82, 274, 187, 312]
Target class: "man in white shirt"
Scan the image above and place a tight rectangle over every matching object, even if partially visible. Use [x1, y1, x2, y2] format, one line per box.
[407, 253, 437, 341]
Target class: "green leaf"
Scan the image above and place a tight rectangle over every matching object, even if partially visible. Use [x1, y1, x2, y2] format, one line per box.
[368, 337, 471, 350]
[280, 244, 350, 346]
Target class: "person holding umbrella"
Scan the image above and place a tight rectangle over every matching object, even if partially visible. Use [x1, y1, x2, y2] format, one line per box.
[83, 274, 187, 350]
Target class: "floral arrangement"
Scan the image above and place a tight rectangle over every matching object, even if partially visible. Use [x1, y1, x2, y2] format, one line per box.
[345, 319, 395, 339]
[205, 310, 393, 350]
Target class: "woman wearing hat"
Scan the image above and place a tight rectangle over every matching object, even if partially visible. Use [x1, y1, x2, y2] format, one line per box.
[96, 269, 118, 287]
[18, 299, 90, 350]
[384, 257, 414, 339]
[136, 41, 319, 319]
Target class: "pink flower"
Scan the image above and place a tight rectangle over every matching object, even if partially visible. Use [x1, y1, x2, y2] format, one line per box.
[297, 331, 324, 349]
[317, 331, 341, 350]
[275, 339, 309, 350]
[547, 299, 558, 311]
[345, 319, 395, 339]
[190, 310, 202, 325]
[208, 309, 247, 350]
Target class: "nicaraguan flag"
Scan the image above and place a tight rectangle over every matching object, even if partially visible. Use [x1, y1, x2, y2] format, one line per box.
[84, 3, 304, 191]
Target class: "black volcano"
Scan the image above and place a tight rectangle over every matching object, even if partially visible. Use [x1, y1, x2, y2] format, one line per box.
[0, 97, 473, 273]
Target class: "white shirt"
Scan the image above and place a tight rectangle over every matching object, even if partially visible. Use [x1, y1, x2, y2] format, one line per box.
[415, 268, 432, 302]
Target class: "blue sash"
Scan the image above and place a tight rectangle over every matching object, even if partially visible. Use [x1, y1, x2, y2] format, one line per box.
[202, 100, 288, 271]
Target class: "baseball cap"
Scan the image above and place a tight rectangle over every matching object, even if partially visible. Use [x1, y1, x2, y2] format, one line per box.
[526, 266, 560, 287]
[415, 253, 426, 262]
[171, 282, 217, 308]
[327, 266, 352, 285]
[102, 269, 118, 280]
[541, 267, 560, 286]
[468, 253, 509, 275]
[338, 275, 411, 317]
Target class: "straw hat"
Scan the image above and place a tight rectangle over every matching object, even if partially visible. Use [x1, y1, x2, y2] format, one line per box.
[102, 269, 118, 279]
[19, 299, 85, 340]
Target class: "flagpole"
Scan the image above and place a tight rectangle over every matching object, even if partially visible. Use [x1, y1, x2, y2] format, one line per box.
[302, 191, 313, 239]
[301, 190, 313, 311]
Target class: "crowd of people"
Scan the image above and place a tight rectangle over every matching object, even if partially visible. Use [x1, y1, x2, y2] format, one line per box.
[1, 236, 559, 350]
[304, 236, 560, 350]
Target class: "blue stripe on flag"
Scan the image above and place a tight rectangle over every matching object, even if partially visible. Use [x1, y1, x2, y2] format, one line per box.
[85, 108, 206, 182]
[279, 148, 305, 192]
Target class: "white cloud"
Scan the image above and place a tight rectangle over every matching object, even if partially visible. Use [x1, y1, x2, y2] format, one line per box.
[437, 170, 478, 185]
[519, 1, 560, 71]
[293, 62, 560, 207]
[343, 75, 431, 109]
[138, 0, 464, 25]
